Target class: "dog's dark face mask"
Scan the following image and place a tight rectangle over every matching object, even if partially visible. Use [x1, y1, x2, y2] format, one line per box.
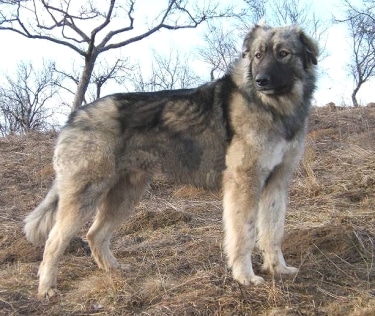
[242, 25, 318, 96]
[251, 48, 296, 95]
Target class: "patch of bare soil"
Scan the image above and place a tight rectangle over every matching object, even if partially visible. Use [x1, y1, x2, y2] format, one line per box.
[0, 106, 374, 315]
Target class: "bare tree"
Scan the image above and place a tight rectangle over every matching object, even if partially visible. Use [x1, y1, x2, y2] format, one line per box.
[90, 58, 134, 101]
[0, 0, 239, 110]
[198, 24, 239, 80]
[52, 58, 134, 105]
[132, 50, 201, 92]
[271, 0, 327, 43]
[56, 57, 135, 104]
[241, 0, 328, 57]
[348, 14, 375, 107]
[198, 0, 328, 82]
[0, 61, 61, 136]
[339, 1, 375, 107]
[243, 0, 267, 24]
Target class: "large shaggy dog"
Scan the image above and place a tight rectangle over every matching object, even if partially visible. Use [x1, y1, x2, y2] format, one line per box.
[24, 24, 318, 298]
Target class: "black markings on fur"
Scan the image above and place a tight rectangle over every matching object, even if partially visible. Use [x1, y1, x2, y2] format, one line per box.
[114, 92, 170, 131]
[216, 75, 236, 142]
[88, 86, 230, 189]
[264, 170, 274, 188]
[280, 107, 308, 141]
[180, 138, 203, 170]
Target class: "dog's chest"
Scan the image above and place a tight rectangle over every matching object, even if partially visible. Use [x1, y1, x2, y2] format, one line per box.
[259, 139, 288, 171]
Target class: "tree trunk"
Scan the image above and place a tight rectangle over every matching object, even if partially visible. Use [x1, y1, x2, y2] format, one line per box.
[71, 56, 96, 111]
[210, 68, 215, 81]
[351, 92, 358, 107]
[351, 84, 361, 107]
[96, 82, 102, 100]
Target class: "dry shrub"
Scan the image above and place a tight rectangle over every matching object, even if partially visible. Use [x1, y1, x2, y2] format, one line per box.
[120, 209, 192, 235]
[299, 138, 320, 194]
[172, 185, 208, 198]
[0, 236, 43, 264]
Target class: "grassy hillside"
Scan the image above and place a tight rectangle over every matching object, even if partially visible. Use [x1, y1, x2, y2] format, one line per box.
[0, 106, 374, 315]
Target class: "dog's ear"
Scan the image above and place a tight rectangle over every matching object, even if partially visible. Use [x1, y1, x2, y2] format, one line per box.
[299, 30, 319, 68]
[242, 25, 262, 58]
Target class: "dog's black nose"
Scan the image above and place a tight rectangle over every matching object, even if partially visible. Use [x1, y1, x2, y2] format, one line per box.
[255, 74, 271, 87]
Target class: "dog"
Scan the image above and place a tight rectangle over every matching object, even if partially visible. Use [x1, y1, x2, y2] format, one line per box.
[24, 24, 318, 298]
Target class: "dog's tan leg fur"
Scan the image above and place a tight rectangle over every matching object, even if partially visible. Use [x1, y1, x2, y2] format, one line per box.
[222, 166, 264, 286]
[222, 135, 265, 285]
[37, 193, 95, 298]
[257, 165, 298, 275]
[257, 137, 305, 276]
[87, 172, 148, 271]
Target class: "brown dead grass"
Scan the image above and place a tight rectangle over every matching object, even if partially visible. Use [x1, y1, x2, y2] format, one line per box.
[0, 106, 375, 315]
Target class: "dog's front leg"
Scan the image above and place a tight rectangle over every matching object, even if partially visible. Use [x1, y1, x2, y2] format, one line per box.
[257, 162, 299, 276]
[222, 167, 264, 285]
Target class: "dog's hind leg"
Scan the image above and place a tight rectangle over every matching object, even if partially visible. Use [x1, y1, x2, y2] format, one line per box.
[37, 192, 95, 298]
[257, 164, 298, 276]
[37, 177, 114, 299]
[86, 172, 149, 271]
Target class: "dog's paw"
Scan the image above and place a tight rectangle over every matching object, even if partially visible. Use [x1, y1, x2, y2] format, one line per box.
[38, 287, 60, 301]
[232, 265, 265, 286]
[277, 265, 299, 275]
[234, 272, 265, 286]
[249, 275, 265, 285]
[263, 263, 299, 275]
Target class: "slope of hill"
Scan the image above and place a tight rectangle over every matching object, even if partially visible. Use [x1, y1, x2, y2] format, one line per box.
[0, 106, 374, 315]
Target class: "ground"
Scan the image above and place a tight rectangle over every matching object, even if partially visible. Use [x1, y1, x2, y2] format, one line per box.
[0, 105, 374, 315]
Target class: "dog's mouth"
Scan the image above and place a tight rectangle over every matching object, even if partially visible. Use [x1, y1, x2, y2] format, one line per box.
[256, 84, 292, 96]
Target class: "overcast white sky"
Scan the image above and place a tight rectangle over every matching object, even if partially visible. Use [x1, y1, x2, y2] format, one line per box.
[0, 0, 373, 112]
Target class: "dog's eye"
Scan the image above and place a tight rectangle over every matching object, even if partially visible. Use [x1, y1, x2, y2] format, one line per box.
[279, 51, 289, 58]
[255, 52, 262, 59]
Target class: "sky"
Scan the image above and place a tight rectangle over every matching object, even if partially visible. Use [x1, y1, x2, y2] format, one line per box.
[312, 0, 374, 106]
[0, 0, 374, 119]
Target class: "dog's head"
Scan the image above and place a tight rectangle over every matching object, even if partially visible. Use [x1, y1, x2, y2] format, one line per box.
[239, 24, 319, 109]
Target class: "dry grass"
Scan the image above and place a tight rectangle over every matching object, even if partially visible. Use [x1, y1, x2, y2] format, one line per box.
[0, 106, 374, 315]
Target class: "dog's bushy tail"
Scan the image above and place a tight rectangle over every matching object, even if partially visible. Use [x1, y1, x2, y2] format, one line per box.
[24, 182, 59, 246]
